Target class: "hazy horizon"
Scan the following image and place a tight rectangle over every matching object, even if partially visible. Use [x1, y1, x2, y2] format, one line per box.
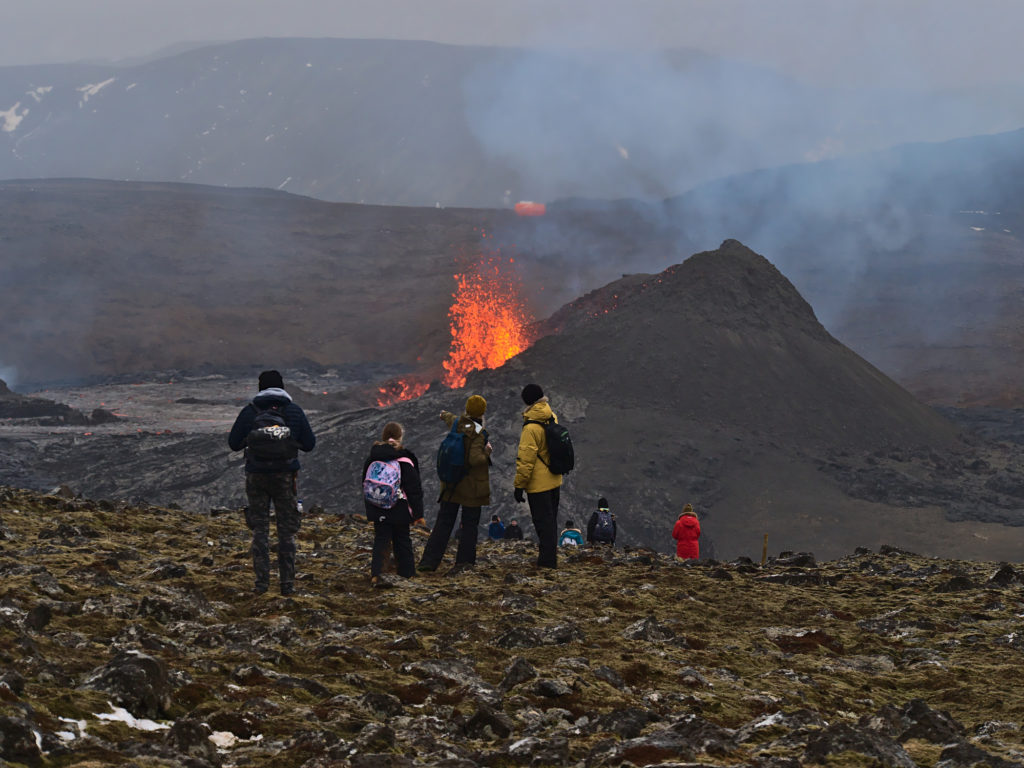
[2, 0, 1022, 91]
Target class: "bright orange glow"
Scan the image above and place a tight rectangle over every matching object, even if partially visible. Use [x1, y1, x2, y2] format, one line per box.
[514, 201, 546, 216]
[442, 257, 535, 388]
[377, 377, 431, 408]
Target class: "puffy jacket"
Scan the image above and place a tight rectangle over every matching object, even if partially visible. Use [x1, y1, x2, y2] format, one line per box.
[503, 523, 524, 540]
[227, 388, 316, 473]
[487, 521, 505, 539]
[362, 443, 425, 523]
[672, 513, 701, 559]
[438, 411, 491, 506]
[514, 400, 563, 494]
[559, 528, 584, 547]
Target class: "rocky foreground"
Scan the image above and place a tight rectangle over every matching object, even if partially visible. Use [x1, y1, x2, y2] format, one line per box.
[1, 486, 1023, 767]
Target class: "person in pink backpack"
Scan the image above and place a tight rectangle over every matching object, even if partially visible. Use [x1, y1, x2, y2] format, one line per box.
[362, 422, 424, 583]
[672, 504, 700, 561]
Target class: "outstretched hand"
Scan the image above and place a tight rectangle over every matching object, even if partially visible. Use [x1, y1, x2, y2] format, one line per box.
[513, 488, 525, 503]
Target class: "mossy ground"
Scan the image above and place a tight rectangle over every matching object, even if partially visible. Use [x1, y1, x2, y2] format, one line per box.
[1, 485, 1023, 766]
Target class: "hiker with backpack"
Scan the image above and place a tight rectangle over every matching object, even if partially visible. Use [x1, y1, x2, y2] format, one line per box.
[417, 395, 492, 576]
[587, 497, 617, 546]
[228, 370, 316, 596]
[363, 421, 425, 584]
[672, 503, 701, 561]
[558, 519, 584, 548]
[513, 384, 573, 570]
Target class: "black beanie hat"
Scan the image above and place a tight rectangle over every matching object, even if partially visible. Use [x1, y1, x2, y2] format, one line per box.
[258, 369, 284, 391]
[598, 497, 608, 509]
[521, 383, 544, 405]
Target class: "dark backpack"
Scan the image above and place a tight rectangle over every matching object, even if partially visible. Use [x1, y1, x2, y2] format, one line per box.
[593, 508, 615, 542]
[525, 418, 574, 475]
[437, 421, 468, 485]
[245, 404, 298, 468]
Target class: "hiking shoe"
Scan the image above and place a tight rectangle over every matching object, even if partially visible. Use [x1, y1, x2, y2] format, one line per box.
[445, 563, 473, 577]
[416, 563, 437, 573]
[280, 585, 295, 596]
[253, 584, 269, 596]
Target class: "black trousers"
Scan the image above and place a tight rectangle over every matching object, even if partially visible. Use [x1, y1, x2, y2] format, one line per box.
[527, 487, 560, 568]
[244, 471, 300, 591]
[419, 502, 482, 568]
[372, 520, 415, 578]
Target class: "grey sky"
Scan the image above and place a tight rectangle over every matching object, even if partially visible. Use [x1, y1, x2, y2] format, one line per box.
[0, 0, 1019, 89]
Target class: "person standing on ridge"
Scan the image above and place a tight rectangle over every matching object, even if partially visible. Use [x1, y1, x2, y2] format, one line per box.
[513, 383, 563, 569]
[418, 395, 492, 576]
[228, 369, 316, 596]
[363, 421, 425, 584]
[587, 497, 617, 546]
[672, 503, 701, 561]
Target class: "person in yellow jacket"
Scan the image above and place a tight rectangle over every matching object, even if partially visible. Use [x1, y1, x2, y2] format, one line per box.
[513, 383, 563, 569]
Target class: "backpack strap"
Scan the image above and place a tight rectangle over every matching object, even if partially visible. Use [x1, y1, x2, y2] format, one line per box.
[523, 419, 552, 469]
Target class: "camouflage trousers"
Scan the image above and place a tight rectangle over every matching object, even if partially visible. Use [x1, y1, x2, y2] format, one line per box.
[244, 471, 301, 592]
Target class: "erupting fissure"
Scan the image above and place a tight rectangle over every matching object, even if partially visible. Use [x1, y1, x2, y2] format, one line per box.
[441, 255, 535, 388]
[375, 252, 535, 407]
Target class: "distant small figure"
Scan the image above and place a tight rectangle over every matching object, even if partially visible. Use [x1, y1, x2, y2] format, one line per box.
[587, 496, 617, 546]
[488, 514, 505, 540]
[503, 519, 524, 540]
[558, 519, 585, 548]
[362, 421, 425, 584]
[672, 504, 700, 561]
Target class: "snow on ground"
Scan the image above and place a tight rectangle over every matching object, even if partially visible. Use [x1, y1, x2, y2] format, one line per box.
[96, 704, 169, 732]
[76, 77, 116, 107]
[1, 102, 27, 132]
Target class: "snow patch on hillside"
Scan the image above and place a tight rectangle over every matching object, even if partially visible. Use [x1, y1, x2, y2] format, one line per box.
[1, 102, 28, 132]
[27, 86, 52, 103]
[77, 78, 116, 107]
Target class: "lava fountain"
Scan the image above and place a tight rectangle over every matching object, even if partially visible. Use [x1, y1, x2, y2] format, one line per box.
[441, 255, 535, 388]
[375, 252, 536, 407]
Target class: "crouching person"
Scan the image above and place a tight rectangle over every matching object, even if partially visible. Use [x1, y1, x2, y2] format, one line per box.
[363, 422, 425, 584]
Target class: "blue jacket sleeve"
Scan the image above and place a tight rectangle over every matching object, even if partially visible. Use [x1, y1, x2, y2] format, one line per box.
[227, 405, 255, 451]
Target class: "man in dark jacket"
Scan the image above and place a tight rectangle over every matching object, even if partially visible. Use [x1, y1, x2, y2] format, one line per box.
[228, 370, 316, 596]
[503, 519, 524, 540]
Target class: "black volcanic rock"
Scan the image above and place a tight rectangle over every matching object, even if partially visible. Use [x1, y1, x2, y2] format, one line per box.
[527, 239, 957, 452]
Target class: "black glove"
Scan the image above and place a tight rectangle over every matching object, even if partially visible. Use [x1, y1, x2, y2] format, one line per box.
[514, 488, 525, 503]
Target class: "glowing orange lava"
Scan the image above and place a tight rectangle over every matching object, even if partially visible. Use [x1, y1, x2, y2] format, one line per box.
[442, 257, 535, 388]
[377, 377, 431, 408]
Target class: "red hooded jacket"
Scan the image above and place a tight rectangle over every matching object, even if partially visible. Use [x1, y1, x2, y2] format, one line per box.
[672, 513, 700, 559]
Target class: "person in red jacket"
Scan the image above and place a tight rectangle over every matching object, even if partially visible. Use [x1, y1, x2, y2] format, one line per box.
[672, 504, 700, 561]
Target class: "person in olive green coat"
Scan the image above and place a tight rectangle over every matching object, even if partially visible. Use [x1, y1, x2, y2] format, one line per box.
[513, 384, 563, 569]
[417, 394, 492, 575]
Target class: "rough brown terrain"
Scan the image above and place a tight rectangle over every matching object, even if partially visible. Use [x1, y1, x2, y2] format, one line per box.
[2, 485, 1024, 767]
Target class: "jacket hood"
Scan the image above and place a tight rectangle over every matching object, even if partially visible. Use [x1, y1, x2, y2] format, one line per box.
[678, 515, 699, 527]
[253, 388, 293, 406]
[523, 400, 555, 423]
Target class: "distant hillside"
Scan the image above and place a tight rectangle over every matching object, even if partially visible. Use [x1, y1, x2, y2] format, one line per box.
[3, 37, 1024, 207]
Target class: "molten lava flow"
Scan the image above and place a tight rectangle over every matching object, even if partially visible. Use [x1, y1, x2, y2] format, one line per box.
[377, 377, 431, 408]
[442, 257, 535, 388]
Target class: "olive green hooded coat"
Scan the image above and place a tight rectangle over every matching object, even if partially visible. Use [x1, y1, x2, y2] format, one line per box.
[438, 411, 491, 506]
